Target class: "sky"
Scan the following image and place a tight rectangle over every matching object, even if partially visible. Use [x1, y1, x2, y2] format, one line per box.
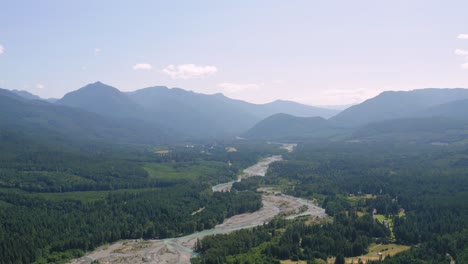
[1, 0, 468, 106]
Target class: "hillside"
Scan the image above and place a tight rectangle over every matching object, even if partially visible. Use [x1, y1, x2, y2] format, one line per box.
[0, 89, 171, 146]
[243, 113, 332, 140]
[127, 87, 259, 136]
[330, 88, 468, 127]
[11, 89, 42, 100]
[56, 82, 146, 119]
[415, 99, 468, 121]
[56, 83, 338, 138]
[352, 117, 468, 144]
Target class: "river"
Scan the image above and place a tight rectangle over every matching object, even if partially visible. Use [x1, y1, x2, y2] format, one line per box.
[69, 149, 326, 264]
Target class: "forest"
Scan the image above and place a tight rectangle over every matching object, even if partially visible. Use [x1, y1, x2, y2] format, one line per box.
[0, 132, 278, 264]
[1, 128, 468, 264]
[192, 141, 468, 264]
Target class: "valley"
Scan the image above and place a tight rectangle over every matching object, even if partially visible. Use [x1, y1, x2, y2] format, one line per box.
[1, 87, 468, 264]
[4, 3, 468, 263]
[69, 153, 326, 264]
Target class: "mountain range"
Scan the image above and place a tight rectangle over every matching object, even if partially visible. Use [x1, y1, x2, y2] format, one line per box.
[54, 82, 339, 137]
[330, 88, 468, 127]
[7, 83, 468, 144]
[246, 88, 468, 142]
[0, 88, 172, 146]
[2, 82, 340, 143]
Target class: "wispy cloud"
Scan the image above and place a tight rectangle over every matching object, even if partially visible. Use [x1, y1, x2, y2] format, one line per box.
[219, 82, 262, 93]
[162, 64, 218, 79]
[462, 63, 468, 70]
[455, 49, 468, 58]
[37, 84, 44, 89]
[133, 63, 153, 70]
[0, 45, 4, 55]
[457, 34, 468, 40]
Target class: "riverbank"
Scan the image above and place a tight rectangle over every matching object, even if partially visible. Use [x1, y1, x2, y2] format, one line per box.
[69, 154, 326, 264]
[211, 155, 282, 192]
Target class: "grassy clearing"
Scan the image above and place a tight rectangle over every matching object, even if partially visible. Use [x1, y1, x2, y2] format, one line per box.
[281, 260, 307, 264]
[0, 187, 161, 203]
[374, 214, 398, 240]
[348, 194, 376, 201]
[0, 200, 12, 208]
[347, 194, 376, 207]
[144, 160, 227, 180]
[36, 188, 163, 202]
[344, 243, 410, 263]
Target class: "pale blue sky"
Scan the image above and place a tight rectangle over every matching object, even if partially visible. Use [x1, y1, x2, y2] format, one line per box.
[1, 0, 468, 105]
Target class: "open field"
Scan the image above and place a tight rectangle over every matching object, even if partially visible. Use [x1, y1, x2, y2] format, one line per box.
[0, 187, 162, 203]
[343, 243, 410, 264]
[144, 160, 226, 180]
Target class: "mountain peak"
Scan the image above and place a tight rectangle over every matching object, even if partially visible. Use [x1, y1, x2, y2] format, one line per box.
[87, 81, 115, 89]
[57, 82, 143, 118]
[74, 82, 122, 95]
[11, 90, 42, 100]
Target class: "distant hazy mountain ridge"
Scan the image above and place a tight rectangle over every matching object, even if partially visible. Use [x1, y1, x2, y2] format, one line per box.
[0, 88, 172, 145]
[9, 83, 468, 143]
[245, 88, 468, 141]
[244, 113, 329, 139]
[330, 88, 468, 127]
[55, 82, 339, 137]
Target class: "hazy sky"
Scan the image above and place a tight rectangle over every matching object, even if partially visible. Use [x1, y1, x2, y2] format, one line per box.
[1, 1, 468, 105]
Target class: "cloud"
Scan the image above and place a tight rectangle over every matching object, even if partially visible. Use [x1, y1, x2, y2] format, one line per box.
[219, 82, 262, 93]
[162, 64, 218, 79]
[455, 49, 468, 58]
[0, 45, 4, 55]
[462, 63, 468, 70]
[94, 48, 101, 55]
[36, 84, 44, 89]
[133, 63, 153, 70]
[457, 34, 468, 40]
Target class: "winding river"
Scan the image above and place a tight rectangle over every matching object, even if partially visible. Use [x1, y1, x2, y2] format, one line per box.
[70, 146, 326, 264]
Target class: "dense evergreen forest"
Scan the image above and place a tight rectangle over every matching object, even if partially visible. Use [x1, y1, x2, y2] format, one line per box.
[0, 132, 279, 263]
[1, 127, 468, 264]
[193, 142, 468, 264]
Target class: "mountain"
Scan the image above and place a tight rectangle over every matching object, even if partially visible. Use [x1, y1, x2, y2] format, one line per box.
[45, 98, 58, 103]
[126, 87, 258, 137]
[0, 89, 171, 145]
[0, 88, 30, 102]
[57, 82, 146, 119]
[415, 99, 468, 121]
[245, 88, 468, 141]
[243, 113, 332, 140]
[248, 99, 339, 119]
[57, 83, 339, 138]
[330, 88, 468, 127]
[128, 86, 340, 137]
[352, 117, 468, 144]
[11, 90, 42, 100]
